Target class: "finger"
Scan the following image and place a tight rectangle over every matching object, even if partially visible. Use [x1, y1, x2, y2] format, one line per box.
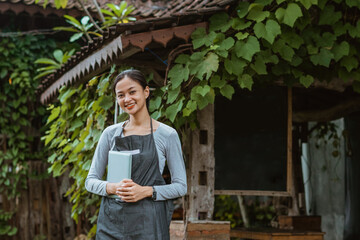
[122, 179, 133, 183]
[121, 182, 135, 188]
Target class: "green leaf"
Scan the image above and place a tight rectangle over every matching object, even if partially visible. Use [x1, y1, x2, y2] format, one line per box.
[235, 32, 249, 40]
[194, 52, 219, 80]
[183, 100, 197, 117]
[47, 106, 60, 124]
[0, 68, 8, 78]
[68, 118, 84, 132]
[220, 84, 235, 100]
[224, 54, 246, 75]
[35, 58, 60, 66]
[70, 32, 83, 42]
[218, 37, 235, 51]
[247, 4, 270, 22]
[175, 54, 190, 64]
[281, 31, 304, 49]
[53, 50, 63, 63]
[310, 48, 334, 67]
[237, 2, 250, 18]
[295, 0, 318, 9]
[299, 75, 314, 88]
[19, 106, 28, 114]
[149, 96, 162, 112]
[168, 64, 189, 88]
[318, 5, 342, 25]
[209, 12, 232, 32]
[167, 85, 181, 104]
[192, 28, 217, 49]
[210, 75, 226, 88]
[238, 74, 253, 90]
[196, 85, 211, 97]
[340, 56, 358, 72]
[99, 95, 113, 110]
[232, 19, 251, 31]
[254, 19, 281, 44]
[81, 16, 90, 25]
[251, 56, 267, 75]
[165, 99, 184, 122]
[64, 15, 81, 28]
[332, 41, 350, 62]
[234, 36, 260, 61]
[272, 39, 294, 62]
[59, 88, 76, 103]
[275, 3, 303, 27]
[345, 0, 360, 8]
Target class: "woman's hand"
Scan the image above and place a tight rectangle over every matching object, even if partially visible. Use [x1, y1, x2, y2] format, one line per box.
[115, 179, 153, 202]
[106, 179, 130, 195]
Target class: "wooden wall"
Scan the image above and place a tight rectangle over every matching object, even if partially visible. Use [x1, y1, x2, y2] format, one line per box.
[1, 161, 76, 240]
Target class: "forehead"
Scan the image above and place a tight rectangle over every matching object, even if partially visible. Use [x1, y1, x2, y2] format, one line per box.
[115, 76, 142, 92]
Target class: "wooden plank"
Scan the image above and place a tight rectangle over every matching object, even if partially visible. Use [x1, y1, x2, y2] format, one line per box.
[186, 104, 215, 221]
[287, 87, 293, 194]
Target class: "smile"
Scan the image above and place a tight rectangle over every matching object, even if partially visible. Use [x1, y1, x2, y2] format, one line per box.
[126, 103, 135, 109]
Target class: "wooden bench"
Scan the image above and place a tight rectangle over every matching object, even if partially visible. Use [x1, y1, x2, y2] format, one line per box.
[230, 228, 325, 240]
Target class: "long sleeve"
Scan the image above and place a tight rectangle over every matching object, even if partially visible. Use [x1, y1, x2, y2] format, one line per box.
[154, 130, 187, 201]
[85, 127, 111, 196]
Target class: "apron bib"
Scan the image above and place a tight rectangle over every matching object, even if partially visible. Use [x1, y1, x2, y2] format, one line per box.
[96, 120, 174, 240]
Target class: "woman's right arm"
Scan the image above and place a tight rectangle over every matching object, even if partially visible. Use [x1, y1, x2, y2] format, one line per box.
[85, 128, 111, 196]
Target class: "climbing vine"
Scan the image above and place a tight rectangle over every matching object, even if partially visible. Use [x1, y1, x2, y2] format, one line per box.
[0, 34, 57, 236]
[43, 0, 360, 234]
[160, 0, 360, 129]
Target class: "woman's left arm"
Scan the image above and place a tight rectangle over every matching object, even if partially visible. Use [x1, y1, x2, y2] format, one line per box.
[153, 130, 187, 201]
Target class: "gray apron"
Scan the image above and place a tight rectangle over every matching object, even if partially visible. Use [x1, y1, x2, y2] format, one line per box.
[96, 120, 174, 240]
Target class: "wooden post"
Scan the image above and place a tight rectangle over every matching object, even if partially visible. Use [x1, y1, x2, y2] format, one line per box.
[185, 104, 215, 221]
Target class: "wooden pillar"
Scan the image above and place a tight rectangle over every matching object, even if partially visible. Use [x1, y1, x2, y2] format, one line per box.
[185, 104, 215, 221]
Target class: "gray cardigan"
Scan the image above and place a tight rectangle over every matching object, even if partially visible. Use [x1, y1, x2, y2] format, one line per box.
[85, 122, 187, 201]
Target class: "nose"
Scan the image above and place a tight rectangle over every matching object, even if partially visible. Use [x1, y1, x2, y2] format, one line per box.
[124, 93, 131, 102]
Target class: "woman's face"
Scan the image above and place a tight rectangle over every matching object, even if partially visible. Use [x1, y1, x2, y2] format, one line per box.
[115, 76, 149, 116]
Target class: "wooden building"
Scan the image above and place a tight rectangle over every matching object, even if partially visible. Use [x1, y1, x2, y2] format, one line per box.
[32, 0, 360, 239]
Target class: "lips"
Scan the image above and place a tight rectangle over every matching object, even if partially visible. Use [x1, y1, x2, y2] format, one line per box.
[125, 103, 135, 110]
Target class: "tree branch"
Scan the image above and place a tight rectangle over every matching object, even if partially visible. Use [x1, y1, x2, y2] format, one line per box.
[91, 0, 106, 24]
[76, 0, 103, 34]
[293, 97, 360, 122]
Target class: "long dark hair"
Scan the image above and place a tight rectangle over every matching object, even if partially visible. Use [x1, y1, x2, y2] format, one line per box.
[113, 69, 150, 110]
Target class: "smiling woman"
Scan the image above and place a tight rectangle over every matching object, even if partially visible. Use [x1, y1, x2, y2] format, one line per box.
[85, 69, 187, 240]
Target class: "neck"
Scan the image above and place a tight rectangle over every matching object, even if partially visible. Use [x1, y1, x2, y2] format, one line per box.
[128, 108, 151, 127]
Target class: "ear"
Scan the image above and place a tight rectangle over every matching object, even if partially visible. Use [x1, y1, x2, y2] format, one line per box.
[144, 86, 150, 99]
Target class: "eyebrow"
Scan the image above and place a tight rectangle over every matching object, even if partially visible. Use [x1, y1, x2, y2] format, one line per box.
[116, 86, 135, 94]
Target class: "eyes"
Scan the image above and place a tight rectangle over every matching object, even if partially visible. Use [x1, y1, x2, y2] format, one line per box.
[117, 90, 136, 99]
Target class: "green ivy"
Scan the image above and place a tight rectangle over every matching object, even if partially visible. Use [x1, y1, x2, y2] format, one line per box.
[0, 34, 56, 236]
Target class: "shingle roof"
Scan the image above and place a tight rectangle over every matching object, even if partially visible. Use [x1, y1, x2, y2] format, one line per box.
[0, 0, 235, 18]
[37, 0, 238, 104]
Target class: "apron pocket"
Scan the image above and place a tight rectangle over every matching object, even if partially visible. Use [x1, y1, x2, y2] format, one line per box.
[123, 201, 145, 235]
[104, 199, 125, 227]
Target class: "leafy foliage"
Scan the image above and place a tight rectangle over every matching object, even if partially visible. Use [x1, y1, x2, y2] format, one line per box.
[54, 15, 102, 42]
[156, 0, 360, 130]
[35, 49, 75, 79]
[101, 2, 136, 28]
[0, 34, 56, 236]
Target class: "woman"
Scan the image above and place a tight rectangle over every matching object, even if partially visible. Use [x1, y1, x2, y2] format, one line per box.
[85, 69, 187, 239]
